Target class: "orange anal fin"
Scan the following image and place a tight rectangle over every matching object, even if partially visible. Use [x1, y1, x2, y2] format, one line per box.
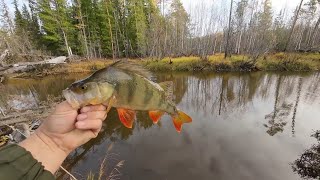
[171, 111, 192, 133]
[117, 108, 136, 128]
[149, 111, 165, 124]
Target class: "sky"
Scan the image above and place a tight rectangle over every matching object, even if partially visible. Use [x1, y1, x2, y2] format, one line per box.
[5, 0, 301, 12]
[181, 0, 301, 14]
[3, 0, 302, 21]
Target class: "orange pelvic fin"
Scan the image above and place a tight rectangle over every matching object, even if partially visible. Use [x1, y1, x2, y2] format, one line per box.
[149, 110, 165, 124]
[171, 110, 192, 133]
[117, 108, 136, 128]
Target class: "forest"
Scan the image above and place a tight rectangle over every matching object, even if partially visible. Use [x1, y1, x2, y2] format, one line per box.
[0, 0, 320, 66]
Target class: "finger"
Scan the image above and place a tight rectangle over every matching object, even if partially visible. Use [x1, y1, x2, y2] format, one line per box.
[77, 111, 107, 121]
[75, 119, 102, 131]
[81, 105, 106, 113]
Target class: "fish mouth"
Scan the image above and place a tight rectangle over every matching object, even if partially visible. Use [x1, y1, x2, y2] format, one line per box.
[63, 89, 81, 109]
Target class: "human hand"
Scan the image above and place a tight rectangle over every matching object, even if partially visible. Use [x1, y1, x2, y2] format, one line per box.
[19, 101, 107, 174]
[37, 101, 107, 154]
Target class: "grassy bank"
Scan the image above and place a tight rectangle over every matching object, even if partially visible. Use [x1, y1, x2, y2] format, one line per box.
[144, 53, 320, 72]
[9, 53, 320, 78]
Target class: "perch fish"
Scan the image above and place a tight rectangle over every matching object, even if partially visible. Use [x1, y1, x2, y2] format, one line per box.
[63, 61, 192, 132]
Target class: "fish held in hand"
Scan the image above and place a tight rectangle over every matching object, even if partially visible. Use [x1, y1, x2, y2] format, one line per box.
[62, 61, 192, 132]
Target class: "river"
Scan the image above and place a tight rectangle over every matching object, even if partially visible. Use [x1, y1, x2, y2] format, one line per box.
[1, 72, 320, 180]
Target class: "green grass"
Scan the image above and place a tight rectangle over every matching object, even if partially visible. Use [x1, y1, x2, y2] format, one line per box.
[144, 53, 320, 72]
[10, 53, 320, 79]
[257, 53, 320, 71]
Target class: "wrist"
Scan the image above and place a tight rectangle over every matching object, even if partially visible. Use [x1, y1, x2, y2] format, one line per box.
[19, 131, 69, 174]
[36, 128, 73, 155]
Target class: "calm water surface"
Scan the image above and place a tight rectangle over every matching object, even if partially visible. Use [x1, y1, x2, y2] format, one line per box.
[1, 72, 320, 180]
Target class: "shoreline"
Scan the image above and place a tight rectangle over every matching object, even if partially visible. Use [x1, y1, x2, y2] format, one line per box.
[2, 53, 320, 79]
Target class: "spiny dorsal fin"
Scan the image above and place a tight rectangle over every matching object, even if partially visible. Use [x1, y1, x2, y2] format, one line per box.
[159, 81, 174, 101]
[109, 60, 153, 80]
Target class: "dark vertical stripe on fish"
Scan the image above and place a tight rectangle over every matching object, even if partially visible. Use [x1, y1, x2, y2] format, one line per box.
[115, 84, 120, 94]
[120, 81, 129, 105]
[144, 81, 153, 106]
[157, 94, 164, 108]
[128, 75, 136, 104]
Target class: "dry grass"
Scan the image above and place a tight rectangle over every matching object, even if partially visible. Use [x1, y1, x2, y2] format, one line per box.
[12, 53, 320, 78]
[86, 144, 125, 180]
[144, 53, 320, 72]
[257, 52, 320, 71]
[52, 60, 112, 74]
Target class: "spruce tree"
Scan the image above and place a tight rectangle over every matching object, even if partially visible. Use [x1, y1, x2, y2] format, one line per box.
[38, 0, 74, 56]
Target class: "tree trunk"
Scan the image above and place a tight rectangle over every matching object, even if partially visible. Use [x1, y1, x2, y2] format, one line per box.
[61, 29, 72, 56]
[105, 0, 115, 59]
[76, 0, 89, 58]
[284, 0, 304, 52]
[307, 15, 320, 49]
[225, 0, 233, 58]
[291, 77, 302, 136]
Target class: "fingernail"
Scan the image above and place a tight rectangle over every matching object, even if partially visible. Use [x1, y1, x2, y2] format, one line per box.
[81, 107, 90, 113]
[77, 114, 88, 121]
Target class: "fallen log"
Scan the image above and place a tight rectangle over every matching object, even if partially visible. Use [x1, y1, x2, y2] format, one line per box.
[0, 56, 67, 76]
[0, 106, 50, 121]
[0, 118, 32, 126]
[45, 56, 67, 64]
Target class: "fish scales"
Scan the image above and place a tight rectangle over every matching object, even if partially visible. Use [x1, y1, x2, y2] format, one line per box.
[113, 73, 168, 112]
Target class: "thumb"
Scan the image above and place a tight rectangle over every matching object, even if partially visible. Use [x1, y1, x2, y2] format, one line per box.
[55, 101, 77, 113]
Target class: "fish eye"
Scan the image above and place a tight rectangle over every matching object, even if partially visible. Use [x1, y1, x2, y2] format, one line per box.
[81, 85, 87, 90]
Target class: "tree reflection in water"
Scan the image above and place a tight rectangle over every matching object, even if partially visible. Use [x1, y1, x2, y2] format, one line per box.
[292, 130, 320, 179]
[1, 72, 320, 179]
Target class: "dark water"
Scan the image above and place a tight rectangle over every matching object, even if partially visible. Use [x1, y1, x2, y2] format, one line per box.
[1, 72, 320, 180]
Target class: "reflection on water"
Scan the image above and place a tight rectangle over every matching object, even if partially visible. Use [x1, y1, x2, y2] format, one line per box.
[1, 72, 320, 180]
[292, 130, 320, 179]
[0, 75, 87, 111]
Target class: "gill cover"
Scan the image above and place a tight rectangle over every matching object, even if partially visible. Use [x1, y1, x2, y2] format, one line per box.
[63, 81, 115, 109]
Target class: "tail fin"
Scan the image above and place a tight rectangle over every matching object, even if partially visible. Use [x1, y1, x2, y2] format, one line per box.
[171, 110, 192, 133]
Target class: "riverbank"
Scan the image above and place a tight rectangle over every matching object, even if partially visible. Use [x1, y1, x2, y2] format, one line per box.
[144, 53, 320, 72]
[2, 53, 320, 79]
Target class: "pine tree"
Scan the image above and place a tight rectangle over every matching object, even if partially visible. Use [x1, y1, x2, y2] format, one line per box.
[144, 0, 166, 58]
[273, 10, 287, 51]
[14, 0, 28, 36]
[126, 0, 148, 56]
[0, 0, 14, 33]
[13, 0, 35, 53]
[38, 0, 74, 56]
[235, 0, 248, 54]
[256, 0, 273, 52]
[101, 0, 116, 58]
[72, 0, 89, 57]
[27, 0, 42, 49]
[168, 0, 189, 56]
